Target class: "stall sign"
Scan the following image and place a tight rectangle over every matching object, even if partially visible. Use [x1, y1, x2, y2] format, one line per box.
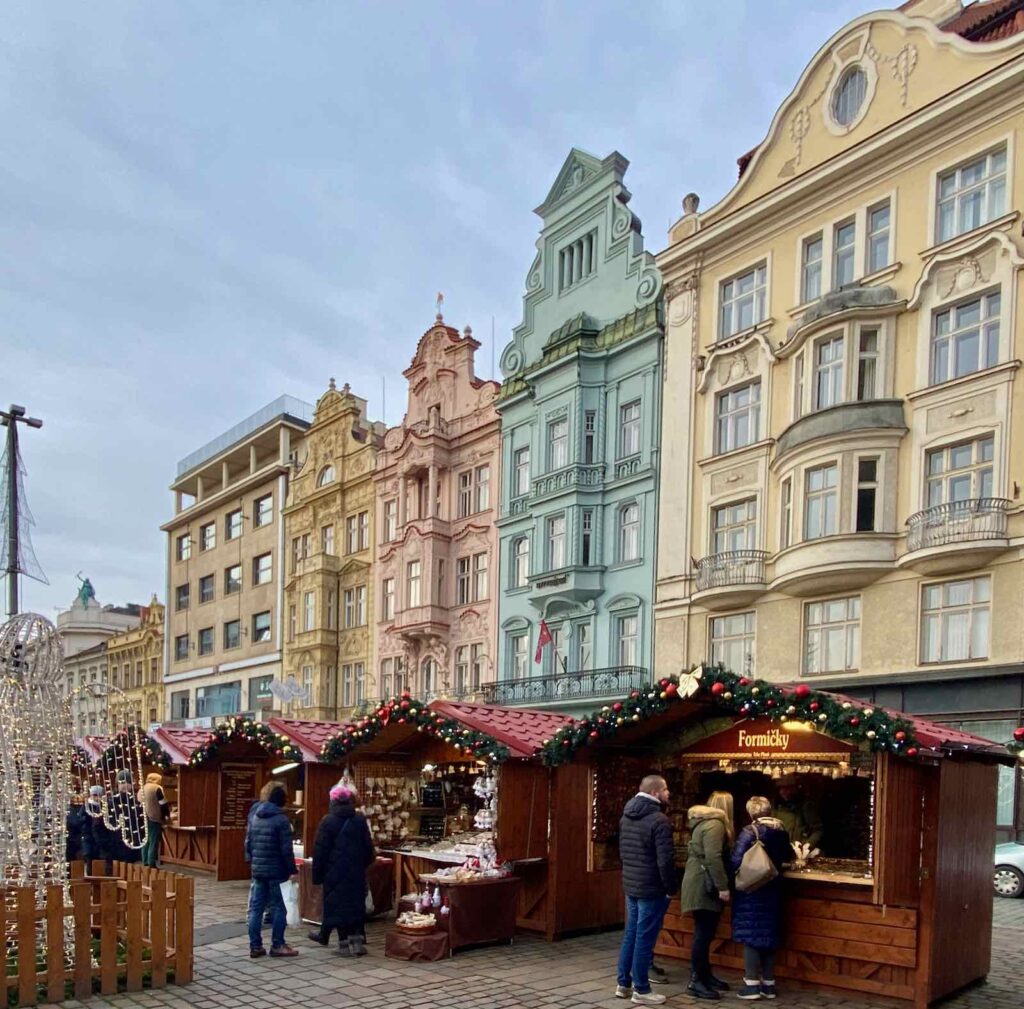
[220, 764, 259, 829]
[680, 718, 856, 762]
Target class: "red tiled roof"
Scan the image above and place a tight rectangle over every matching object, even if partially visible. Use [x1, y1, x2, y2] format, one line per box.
[268, 718, 350, 762]
[429, 700, 575, 759]
[940, 0, 1024, 40]
[80, 736, 110, 761]
[152, 725, 215, 765]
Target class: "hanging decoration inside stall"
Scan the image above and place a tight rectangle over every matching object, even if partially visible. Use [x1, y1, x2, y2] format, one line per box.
[540, 664, 921, 766]
[319, 693, 511, 764]
[188, 716, 299, 766]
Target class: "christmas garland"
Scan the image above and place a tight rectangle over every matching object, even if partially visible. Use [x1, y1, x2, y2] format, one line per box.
[540, 664, 924, 767]
[99, 725, 173, 772]
[319, 693, 510, 764]
[189, 717, 300, 766]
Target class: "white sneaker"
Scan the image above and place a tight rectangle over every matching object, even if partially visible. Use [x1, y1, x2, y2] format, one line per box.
[631, 993, 666, 1006]
[615, 985, 632, 998]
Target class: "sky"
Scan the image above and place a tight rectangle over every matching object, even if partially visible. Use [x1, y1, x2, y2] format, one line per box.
[1, 0, 872, 618]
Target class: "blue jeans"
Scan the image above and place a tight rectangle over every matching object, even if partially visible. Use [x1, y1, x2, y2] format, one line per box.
[248, 878, 286, 950]
[617, 895, 670, 994]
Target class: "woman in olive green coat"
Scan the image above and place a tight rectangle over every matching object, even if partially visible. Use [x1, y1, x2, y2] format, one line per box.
[680, 791, 735, 1000]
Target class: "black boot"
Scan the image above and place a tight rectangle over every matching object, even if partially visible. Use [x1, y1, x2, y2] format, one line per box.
[307, 930, 328, 946]
[347, 934, 367, 957]
[709, 974, 730, 991]
[687, 976, 721, 1001]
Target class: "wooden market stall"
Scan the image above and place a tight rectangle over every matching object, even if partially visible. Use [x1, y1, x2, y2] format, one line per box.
[537, 670, 1015, 1008]
[316, 696, 575, 942]
[152, 720, 302, 881]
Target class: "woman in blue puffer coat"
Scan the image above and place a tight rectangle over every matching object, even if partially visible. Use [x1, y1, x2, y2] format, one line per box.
[729, 796, 794, 1000]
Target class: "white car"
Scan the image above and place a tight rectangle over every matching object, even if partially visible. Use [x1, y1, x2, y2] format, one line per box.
[993, 842, 1024, 898]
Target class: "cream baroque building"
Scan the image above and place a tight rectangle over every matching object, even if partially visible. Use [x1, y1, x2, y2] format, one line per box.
[373, 312, 501, 701]
[106, 597, 165, 730]
[282, 380, 384, 720]
[655, 0, 1024, 837]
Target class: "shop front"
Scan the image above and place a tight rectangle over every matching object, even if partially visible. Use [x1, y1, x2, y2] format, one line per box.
[540, 667, 1014, 1008]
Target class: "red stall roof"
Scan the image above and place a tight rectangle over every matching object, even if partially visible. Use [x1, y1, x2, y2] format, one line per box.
[79, 736, 110, 761]
[267, 718, 350, 762]
[151, 725, 216, 765]
[429, 700, 575, 759]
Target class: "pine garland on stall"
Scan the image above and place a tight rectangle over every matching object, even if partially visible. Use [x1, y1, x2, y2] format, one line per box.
[100, 725, 172, 772]
[319, 692, 510, 764]
[188, 717, 299, 766]
[1009, 725, 1024, 763]
[540, 664, 924, 767]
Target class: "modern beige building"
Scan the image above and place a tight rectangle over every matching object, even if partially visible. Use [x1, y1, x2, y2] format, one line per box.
[162, 396, 312, 725]
[654, 0, 1024, 837]
[281, 380, 384, 721]
[106, 596, 165, 730]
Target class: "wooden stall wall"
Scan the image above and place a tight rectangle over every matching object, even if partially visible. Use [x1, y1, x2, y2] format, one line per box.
[921, 760, 997, 1006]
[162, 768, 218, 873]
[873, 753, 926, 908]
[303, 764, 338, 852]
[215, 763, 264, 881]
[547, 761, 624, 939]
[496, 761, 550, 933]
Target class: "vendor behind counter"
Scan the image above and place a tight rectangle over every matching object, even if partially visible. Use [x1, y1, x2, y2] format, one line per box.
[772, 775, 823, 849]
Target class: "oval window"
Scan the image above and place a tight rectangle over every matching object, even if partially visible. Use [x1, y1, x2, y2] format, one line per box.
[832, 65, 868, 128]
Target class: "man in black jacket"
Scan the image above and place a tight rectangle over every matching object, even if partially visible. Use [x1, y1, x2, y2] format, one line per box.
[244, 782, 298, 958]
[615, 774, 676, 1005]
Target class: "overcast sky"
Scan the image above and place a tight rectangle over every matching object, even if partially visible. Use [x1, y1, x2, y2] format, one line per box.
[2, 0, 871, 618]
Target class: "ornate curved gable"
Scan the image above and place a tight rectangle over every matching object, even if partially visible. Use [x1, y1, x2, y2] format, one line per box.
[708, 9, 1024, 218]
[500, 147, 661, 380]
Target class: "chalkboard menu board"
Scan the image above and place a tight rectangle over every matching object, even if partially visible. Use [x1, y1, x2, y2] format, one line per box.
[220, 765, 258, 829]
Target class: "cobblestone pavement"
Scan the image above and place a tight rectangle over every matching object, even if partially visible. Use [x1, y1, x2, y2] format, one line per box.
[44, 875, 1024, 1009]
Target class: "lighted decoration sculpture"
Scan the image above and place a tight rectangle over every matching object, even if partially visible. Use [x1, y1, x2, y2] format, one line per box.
[0, 612, 74, 914]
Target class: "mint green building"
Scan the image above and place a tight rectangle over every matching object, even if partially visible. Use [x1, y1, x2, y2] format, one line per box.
[493, 149, 663, 712]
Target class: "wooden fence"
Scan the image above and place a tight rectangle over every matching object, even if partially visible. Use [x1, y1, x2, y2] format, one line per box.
[1, 860, 194, 1007]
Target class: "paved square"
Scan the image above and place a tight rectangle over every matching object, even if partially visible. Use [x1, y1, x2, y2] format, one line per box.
[43, 874, 1024, 1009]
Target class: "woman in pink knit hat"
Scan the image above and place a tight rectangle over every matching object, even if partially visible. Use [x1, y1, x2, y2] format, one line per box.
[309, 784, 375, 956]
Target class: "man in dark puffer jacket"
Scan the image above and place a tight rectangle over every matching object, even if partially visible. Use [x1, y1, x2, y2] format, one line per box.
[615, 774, 677, 1005]
[245, 782, 298, 958]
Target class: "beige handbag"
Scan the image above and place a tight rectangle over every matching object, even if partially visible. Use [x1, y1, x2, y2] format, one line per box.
[734, 823, 779, 893]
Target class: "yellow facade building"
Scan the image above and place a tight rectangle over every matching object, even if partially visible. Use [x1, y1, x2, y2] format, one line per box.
[106, 597, 165, 729]
[282, 380, 384, 721]
[655, 0, 1024, 837]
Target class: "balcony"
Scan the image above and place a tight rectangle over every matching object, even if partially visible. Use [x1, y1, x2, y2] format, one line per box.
[771, 534, 896, 596]
[393, 604, 450, 638]
[693, 550, 769, 610]
[774, 400, 906, 461]
[484, 666, 648, 707]
[899, 498, 1011, 575]
[527, 565, 606, 608]
[532, 464, 605, 500]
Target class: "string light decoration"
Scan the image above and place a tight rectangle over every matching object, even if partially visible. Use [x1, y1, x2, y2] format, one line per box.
[188, 716, 300, 766]
[320, 693, 511, 764]
[0, 613, 75, 957]
[540, 665, 922, 766]
[99, 725, 172, 772]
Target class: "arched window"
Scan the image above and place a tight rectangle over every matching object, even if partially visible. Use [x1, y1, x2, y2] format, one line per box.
[618, 502, 640, 562]
[832, 66, 867, 128]
[512, 536, 530, 588]
[316, 465, 335, 487]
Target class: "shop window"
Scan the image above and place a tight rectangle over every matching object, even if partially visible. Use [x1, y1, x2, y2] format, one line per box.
[926, 435, 993, 507]
[804, 597, 860, 674]
[930, 291, 1000, 385]
[170, 690, 190, 720]
[196, 681, 239, 717]
[920, 576, 990, 663]
[935, 147, 1006, 244]
[248, 675, 273, 711]
[709, 612, 755, 675]
[719, 262, 767, 340]
[715, 382, 760, 454]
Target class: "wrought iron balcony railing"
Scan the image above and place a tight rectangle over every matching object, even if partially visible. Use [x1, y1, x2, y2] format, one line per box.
[695, 550, 769, 592]
[905, 498, 1010, 552]
[484, 665, 648, 706]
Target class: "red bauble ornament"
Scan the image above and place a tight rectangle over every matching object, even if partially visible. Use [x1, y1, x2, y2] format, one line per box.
[562, 739, 571, 746]
[613, 702, 623, 712]
[849, 717, 860, 727]
[906, 747, 918, 758]
[589, 730, 599, 739]
[400, 700, 410, 710]
[397, 718, 406, 725]
[665, 683, 678, 698]
[710, 682, 726, 696]
[895, 731, 906, 742]
[739, 677, 751, 687]
[401, 691, 411, 700]
[659, 679, 669, 689]
[766, 699, 776, 708]
[630, 691, 639, 698]
[809, 701, 820, 712]
[740, 704, 750, 714]
[794, 684, 811, 700]
[1013, 727, 1024, 742]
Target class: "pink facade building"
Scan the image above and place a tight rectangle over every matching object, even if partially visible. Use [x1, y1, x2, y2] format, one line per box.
[373, 311, 501, 700]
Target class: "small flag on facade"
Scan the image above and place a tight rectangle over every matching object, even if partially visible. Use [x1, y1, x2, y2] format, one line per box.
[534, 619, 553, 664]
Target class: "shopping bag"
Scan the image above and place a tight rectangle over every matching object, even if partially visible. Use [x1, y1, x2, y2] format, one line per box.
[282, 879, 301, 927]
[365, 887, 374, 915]
[734, 825, 778, 893]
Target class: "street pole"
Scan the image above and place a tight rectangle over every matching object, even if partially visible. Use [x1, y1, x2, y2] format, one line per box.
[1, 405, 44, 618]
